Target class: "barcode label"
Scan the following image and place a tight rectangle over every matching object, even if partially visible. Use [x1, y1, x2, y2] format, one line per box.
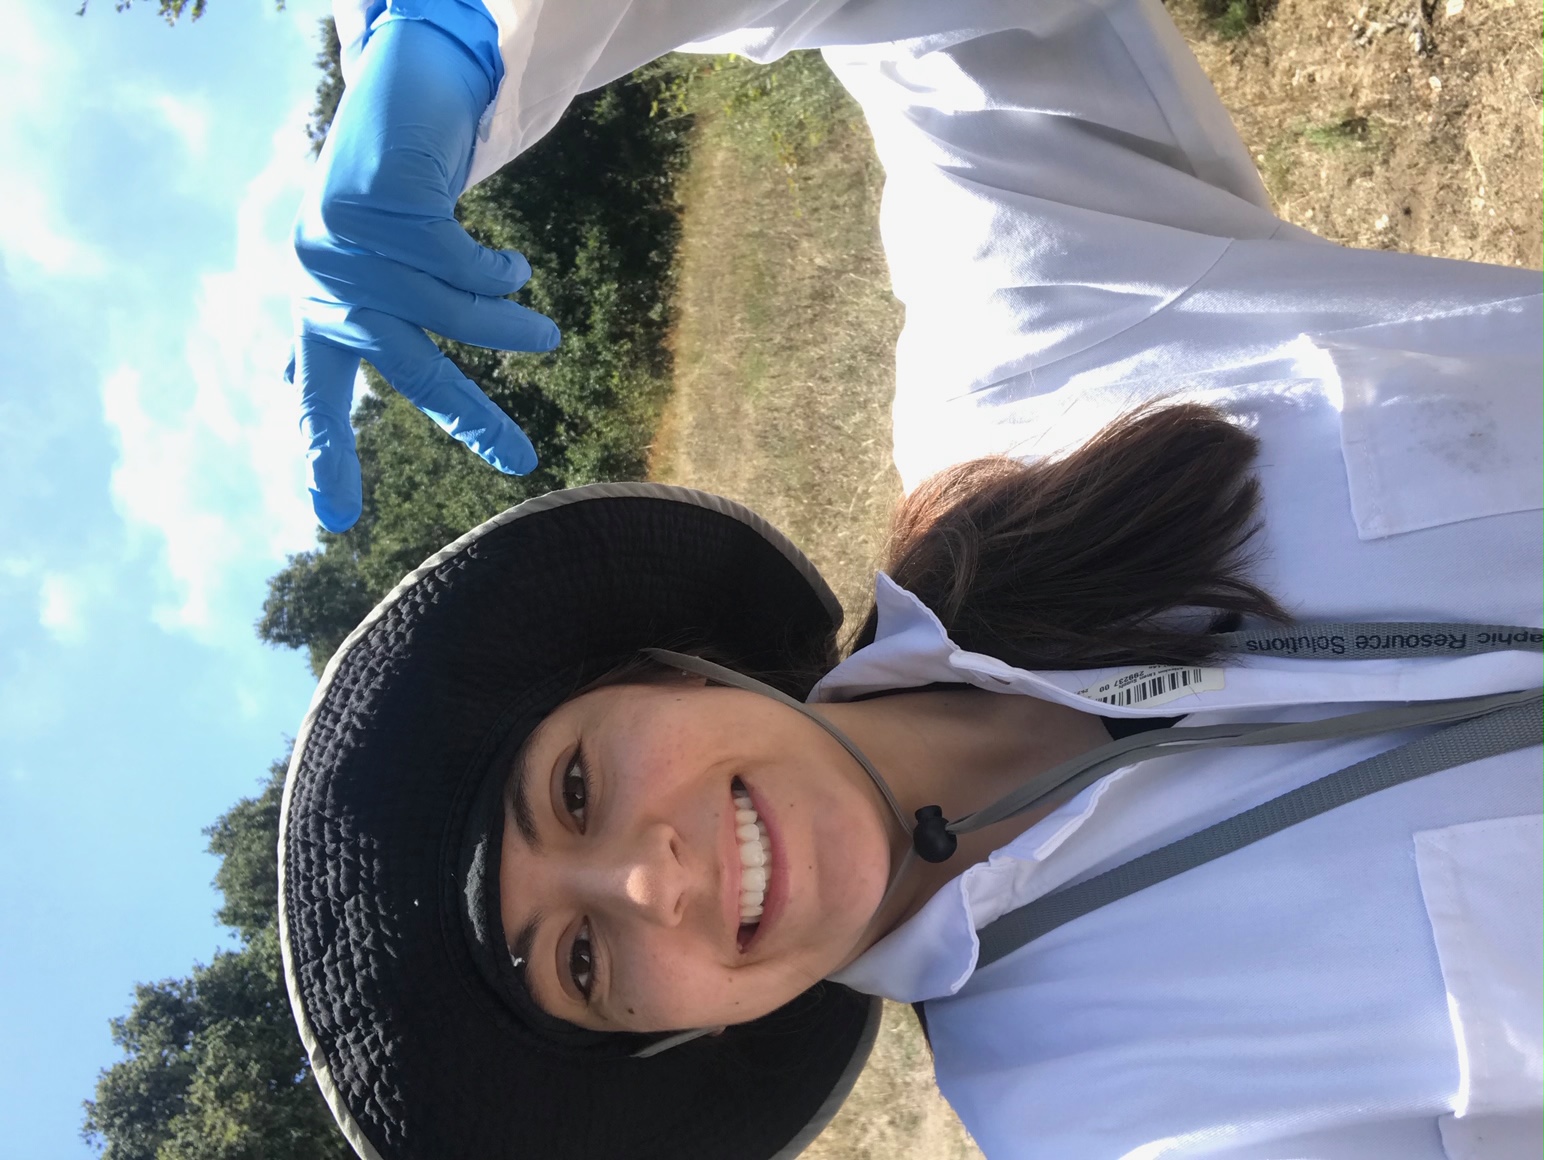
[1076, 665, 1225, 708]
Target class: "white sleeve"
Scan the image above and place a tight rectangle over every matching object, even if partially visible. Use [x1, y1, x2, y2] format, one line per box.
[466, 0, 1538, 511]
[466, 0, 1302, 372]
[468, 0, 853, 186]
[468, 0, 1280, 228]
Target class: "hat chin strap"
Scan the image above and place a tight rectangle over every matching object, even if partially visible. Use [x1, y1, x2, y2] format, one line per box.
[630, 1025, 725, 1058]
[643, 649, 912, 832]
[633, 649, 921, 1060]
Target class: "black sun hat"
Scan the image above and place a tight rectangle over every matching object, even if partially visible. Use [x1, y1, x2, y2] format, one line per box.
[278, 483, 882, 1160]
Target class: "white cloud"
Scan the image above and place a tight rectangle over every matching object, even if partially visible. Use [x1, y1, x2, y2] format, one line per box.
[151, 91, 213, 158]
[0, 172, 110, 279]
[37, 572, 90, 644]
[103, 105, 320, 642]
[0, 0, 109, 281]
[234, 685, 263, 720]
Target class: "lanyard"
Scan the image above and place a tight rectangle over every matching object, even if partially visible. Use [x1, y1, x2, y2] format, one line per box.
[648, 620, 1542, 966]
[976, 687, 1540, 967]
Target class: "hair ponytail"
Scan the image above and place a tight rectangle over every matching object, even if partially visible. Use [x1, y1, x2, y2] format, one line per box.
[852, 403, 1289, 669]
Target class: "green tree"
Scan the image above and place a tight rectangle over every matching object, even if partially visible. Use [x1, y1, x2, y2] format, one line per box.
[259, 66, 692, 664]
[256, 541, 374, 676]
[306, 18, 344, 155]
[92, 31, 698, 1157]
[82, 761, 352, 1160]
[78, 0, 281, 26]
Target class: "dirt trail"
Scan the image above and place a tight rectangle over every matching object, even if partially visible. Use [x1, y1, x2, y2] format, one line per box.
[1178, 0, 1541, 265]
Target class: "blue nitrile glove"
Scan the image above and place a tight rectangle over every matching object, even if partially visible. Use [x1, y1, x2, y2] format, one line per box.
[288, 13, 559, 532]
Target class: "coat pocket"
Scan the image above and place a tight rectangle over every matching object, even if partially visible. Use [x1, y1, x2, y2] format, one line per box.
[1312, 297, 1543, 540]
[1414, 814, 1543, 1160]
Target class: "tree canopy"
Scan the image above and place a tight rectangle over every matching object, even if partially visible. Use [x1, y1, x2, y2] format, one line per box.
[76, 0, 275, 27]
[82, 759, 355, 1160]
[256, 32, 690, 674]
[86, 26, 694, 1155]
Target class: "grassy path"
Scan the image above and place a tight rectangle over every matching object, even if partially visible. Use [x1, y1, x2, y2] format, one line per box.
[649, 62, 904, 623]
[646, 62, 980, 1159]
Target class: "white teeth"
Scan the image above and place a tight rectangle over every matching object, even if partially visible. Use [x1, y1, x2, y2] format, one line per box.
[732, 786, 772, 924]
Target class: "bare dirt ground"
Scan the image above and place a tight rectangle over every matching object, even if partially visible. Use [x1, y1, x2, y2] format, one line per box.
[1179, 0, 1541, 266]
[650, 6, 1539, 1155]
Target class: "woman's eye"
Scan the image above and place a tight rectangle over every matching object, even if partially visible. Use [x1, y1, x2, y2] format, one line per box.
[569, 921, 594, 999]
[561, 753, 588, 829]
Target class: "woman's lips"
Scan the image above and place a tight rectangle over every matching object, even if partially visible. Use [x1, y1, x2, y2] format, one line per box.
[722, 784, 745, 951]
[738, 780, 787, 954]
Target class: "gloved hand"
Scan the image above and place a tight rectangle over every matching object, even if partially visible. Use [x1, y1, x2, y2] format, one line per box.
[288, 15, 558, 532]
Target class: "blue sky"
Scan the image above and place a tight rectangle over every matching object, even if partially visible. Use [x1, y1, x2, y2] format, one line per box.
[0, 0, 334, 1154]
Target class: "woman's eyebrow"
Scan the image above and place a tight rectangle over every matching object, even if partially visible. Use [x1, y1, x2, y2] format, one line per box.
[507, 742, 542, 851]
[510, 910, 575, 1020]
[509, 910, 569, 1018]
[510, 908, 540, 968]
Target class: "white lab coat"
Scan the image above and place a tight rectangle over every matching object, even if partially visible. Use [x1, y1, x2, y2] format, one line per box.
[336, 0, 1544, 1154]
[818, 575, 1541, 1160]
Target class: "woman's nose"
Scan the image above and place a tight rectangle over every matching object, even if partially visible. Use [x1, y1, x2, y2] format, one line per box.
[591, 822, 689, 927]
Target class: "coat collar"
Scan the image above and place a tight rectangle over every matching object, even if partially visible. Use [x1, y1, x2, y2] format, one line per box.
[815, 572, 1541, 1001]
[815, 574, 1169, 1001]
[812, 572, 1542, 718]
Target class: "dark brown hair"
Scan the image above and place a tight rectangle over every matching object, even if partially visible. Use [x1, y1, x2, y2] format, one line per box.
[851, 402, 1289, 669]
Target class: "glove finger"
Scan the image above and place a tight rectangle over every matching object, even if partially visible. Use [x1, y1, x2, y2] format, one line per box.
[434, 292, 561, 355]
[301, 191, 534, 299]
[296, 249, 560, 352]
[408, 220, 533, 297]
[352, 309, 538, 476]
[293, 333, 365, 532]
[303, 20, 526, 300]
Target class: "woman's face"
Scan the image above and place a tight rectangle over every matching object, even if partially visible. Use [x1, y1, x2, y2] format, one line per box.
[498, 679, 893, 1033]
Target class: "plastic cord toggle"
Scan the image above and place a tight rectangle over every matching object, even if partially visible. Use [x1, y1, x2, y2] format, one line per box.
[912, 805, 957, 863]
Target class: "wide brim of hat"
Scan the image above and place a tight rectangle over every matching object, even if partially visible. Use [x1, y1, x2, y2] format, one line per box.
[278, 483, 881, 1160]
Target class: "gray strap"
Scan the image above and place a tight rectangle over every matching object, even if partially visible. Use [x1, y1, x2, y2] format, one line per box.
[976, 691, 1543, 969]
[652, 645, 1543, 853]
[945, 686, 1543, 841]
[644, 647, 911, 830]
[946, 616, 1544, 840]
[653, 627, 1541, 966]
[1209, 622, 1543, 659]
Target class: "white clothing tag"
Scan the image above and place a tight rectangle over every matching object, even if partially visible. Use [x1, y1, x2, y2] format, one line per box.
[1076, 665, 1224, 708]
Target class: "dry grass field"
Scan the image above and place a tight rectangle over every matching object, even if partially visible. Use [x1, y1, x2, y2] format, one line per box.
[648, 57, 906, 625]
[1179, 0, 1540, 265]
[649, 7, 1540, 1155]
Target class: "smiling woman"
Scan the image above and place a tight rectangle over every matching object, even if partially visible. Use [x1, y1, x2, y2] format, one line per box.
[281, 484, 888, 1158]
[495, 640, 1128, 1037]
[497, 677, 892, 1032]
[278, 0, 1541, 1158]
